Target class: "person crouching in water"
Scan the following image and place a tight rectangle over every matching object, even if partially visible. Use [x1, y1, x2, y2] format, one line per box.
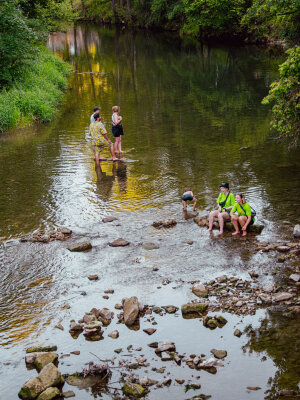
[89, 113, 118, 165]
[230, 193, 254, 236]
[182, 188, 197, 211]
[208, 182, 235, 234]
[112, 106, 124, 159]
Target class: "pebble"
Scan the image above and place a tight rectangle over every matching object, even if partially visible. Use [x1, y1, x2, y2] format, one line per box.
[143, 328, 156, 335]
[88, 275, 99, 281]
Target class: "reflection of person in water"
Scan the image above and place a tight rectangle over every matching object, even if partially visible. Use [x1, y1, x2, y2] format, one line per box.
[95, 164, 115, 202]
[115, 161, 127, 194]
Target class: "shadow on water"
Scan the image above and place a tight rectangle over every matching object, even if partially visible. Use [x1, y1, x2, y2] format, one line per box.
[0, 24, 299, 400]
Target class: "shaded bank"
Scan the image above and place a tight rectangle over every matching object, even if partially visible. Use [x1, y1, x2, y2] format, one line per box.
[0, 47, 71, 133]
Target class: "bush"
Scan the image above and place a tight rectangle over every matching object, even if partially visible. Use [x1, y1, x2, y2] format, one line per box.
[0, 47, 71, 132]
[262, 46, 300, 145]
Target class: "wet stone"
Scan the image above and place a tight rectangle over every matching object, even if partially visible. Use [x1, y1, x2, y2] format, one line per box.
[26, 346, 57, 354]
[290, 274, 300, 282]
[109, 238, 130, 247]
[67, 241, 92, 252]
[234, 329, 242, 337]
[108, 330, 119, 339]
[274, 292, 293, 302]
[163, 305, 178, 313]
[88, 274, 98, 281]
[247, 386, 261, 391]
[142, 242, 160, 250]
[102, 217, 118, 223]
[62, 391, 76, 398]
[143, 328, 156, 335]
[34, 353, 58, 372]
[211, 349, 227, 359]
[192, 283, 208, 298]
[123, 382, 147, 397]
[181, 303, 208, 315]
[293, 224, 300, 238]
[37, 387, 61, 400]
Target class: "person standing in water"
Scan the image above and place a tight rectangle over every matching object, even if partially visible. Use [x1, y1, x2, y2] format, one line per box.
[230, 193, 254, 236]
[182, 188, 197, 211]
[90, 106, 101, 123]
[89, 113, 118, 165]
[112, 106, 124, 159]
[208, 182, 235, 234]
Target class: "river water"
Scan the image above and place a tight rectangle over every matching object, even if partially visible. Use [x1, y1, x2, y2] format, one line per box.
[0, 24, 299, 400]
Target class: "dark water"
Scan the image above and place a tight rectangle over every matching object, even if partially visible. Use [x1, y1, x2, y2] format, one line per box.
[0, 25, 299, 400]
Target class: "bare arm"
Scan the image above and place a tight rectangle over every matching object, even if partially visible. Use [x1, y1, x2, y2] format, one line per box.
[113, 115, 122, 125]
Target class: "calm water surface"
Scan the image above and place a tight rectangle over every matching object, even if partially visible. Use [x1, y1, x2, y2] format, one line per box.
[0, 25, 299, 400]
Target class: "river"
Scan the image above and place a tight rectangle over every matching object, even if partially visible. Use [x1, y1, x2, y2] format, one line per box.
[0, 24, 299, 400]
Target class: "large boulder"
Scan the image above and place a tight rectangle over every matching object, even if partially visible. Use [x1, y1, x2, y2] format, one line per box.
[36, 387, 61, 400]
[34, 353, 58, 372]
[192, 283, 208, 298]
[123, 297, 139, 326]
[19, 363, 63, 399]
[293, 225, 300, 238]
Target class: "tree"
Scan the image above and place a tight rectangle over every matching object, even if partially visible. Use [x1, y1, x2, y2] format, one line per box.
[262, 46, 300, 145]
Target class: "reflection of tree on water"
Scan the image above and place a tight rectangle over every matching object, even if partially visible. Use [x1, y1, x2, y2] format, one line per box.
[244, 309, 300, 398]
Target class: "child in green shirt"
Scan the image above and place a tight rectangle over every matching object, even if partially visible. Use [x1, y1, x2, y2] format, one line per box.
[230, 193, 254, 236]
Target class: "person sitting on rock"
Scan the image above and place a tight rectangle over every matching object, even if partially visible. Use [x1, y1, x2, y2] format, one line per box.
[230, 193, 254, 236]
[182, 187, 197, 211]
[208, 182, 235, 234]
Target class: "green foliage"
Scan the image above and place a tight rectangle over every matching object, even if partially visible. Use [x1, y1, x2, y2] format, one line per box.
[0, 47, 71, 132]
[242, 0, 300, 42]
[262, 46, 300, 144]
[182, 0, 248, 36]
[0, 0, 38, 87]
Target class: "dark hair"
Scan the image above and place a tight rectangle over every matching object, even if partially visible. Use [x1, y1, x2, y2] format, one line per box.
[220, 182, 229, 189]
[237, 193, 246, 203]
[94, 113, 101, 120]
[184, 187, 191, 192]
[93, 106, 101, 112]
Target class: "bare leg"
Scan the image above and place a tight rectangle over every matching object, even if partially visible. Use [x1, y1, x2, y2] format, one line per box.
[193, 198, 197, 211]
[110, 144, 118, 161]
[118, 136, 122, 158]
[239, 216, 248, 236]
[231, 215, 240, 235]
[92, 146, 100, 166]
[218, 212, 230, 234]
[182, 200, 187, 210]
[209, 210, 219, 231]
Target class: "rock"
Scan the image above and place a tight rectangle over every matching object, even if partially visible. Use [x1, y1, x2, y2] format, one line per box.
[123, 381, 147, 397]
[293, 225, 300, 238]
[247, 386, 261, 391]
[216, 275, 227, 283]
[139, 376, 158, 386]
[148, 342, 158, 348]
[181, 303, 208, 315]
[34, 353, 58, 372]
[274, 292, 293, 302]
[194, 217, 209, 227]
[69, 322, 83, 332]
[83, 312, 97, 323]
[102, 217, 118, 223]
[80, 291, 87, 296]
[26, 346, 57, 354]
[279, 389, 298, 396]
[199, 358, 217, 368]
[155, 343, 176, 354]
[290, 273, 300, 282]
[211, 349, 227, 359]
[115, 303, 122, 310]
[143, 328, 156, 335]
[175, 378, 185, 384]
[203, 317, 218, 329]
[142, 242, 160, 250]
[109, 238, 130, 247]
[67, 241, 92, 252]
[108, 330, 119, 339]
[235, 301, 243, 307]
[114, 348, 122, 354]
[234, 329, 242, 337]
[70, 351, 80, 355]
[123, 297, 139, 326]
[192, 283, 208, 298]
[152, 219, 177, 229]
[19, 363, 63, 399]
[163, 378, 172, 386]
[104, 289, 114, 294]
[57, 227, 72, 235]
[162, 305, 178, 314]
[187, 241, 194, 245]
[277, 246, 290, 253]
[37, 387, 61, 400]
[263, 284, 274, 293]
[215, 315, 227, 325]
[62, 391, 75, 398]
[88, 275, 98, 281]
[249, 270, 259, 278]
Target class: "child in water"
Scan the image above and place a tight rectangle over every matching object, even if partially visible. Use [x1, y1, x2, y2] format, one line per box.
[182, 188, 197, 211]
[112, 106, 124, 159]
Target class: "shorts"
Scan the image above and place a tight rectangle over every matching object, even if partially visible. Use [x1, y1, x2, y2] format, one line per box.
[92, 142, 110, 153]
[182, 194, 194, 201]
[112, 124, 124, 138]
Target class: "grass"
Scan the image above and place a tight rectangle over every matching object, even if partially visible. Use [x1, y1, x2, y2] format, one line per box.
[0, 46, 71, 132]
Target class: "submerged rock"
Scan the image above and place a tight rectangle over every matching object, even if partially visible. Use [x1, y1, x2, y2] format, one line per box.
[123, 381, 147, 397]
[181, 303, 208, 316]
[123, 296, 139, 326]
[102, 217, 118, 223]
[162, 305, 178, 314]
[142, 242, 160, 250]
[155, 343, 176, 354]
[152, 219, 177, 229]
[67, 241, 92, 252]
[26, 346, 57, 354]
